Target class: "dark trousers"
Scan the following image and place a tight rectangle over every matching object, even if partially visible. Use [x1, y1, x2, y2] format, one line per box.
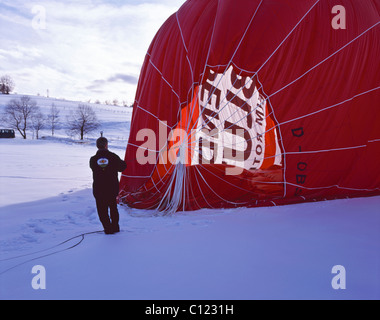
[95, 196, 119, 232]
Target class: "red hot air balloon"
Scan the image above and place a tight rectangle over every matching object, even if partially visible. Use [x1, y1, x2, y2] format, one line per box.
[119, 0, 380, 213]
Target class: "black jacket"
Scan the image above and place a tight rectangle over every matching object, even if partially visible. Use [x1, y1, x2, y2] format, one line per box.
[90, 149, 127, 199]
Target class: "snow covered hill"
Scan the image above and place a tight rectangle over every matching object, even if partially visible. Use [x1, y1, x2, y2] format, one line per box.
[0, 93, 132, 146]
[0, 94, 379, 300]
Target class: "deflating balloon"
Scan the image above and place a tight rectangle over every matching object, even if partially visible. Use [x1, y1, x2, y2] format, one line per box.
[119, 0, 380, 212]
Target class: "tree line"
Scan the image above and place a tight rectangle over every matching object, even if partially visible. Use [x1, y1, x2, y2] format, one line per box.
[1, 96, 100, 140]
[1, 75, 133, 108]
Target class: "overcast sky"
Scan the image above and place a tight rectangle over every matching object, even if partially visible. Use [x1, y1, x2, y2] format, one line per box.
[0, 0, 186, 104]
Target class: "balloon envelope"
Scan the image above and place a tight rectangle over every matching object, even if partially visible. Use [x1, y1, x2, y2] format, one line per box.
[119, 0, 380, 212]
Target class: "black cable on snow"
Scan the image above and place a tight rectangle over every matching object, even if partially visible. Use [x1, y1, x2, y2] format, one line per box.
[0, 230, 104, 276]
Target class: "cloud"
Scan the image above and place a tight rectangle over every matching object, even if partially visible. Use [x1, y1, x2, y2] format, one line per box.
[86, 80, 108, 91]
[0, 0, 186, 102]
[108, 74, 138, 84]
[86, 73, 138, 91]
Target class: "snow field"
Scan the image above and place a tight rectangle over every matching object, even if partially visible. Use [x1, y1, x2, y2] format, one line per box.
[0, 94, 379, 300]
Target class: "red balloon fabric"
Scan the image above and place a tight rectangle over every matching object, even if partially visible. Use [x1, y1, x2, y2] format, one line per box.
[119, 0, 380, 212]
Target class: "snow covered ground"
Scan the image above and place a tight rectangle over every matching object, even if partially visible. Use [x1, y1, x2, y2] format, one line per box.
[0, 94, 379, 300]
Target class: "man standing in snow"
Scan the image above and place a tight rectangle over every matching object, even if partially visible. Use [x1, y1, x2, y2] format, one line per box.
[90, 137, 127, 234]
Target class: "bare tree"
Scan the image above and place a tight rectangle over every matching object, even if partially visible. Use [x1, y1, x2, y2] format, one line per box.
[2, 96, 39, 139]
[31, 111, 46, 139]
[48, 103, 60, 136]
[66, 104, 100, 140]
[0, 75, 15, 94]
[121, 100, 133, 108]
